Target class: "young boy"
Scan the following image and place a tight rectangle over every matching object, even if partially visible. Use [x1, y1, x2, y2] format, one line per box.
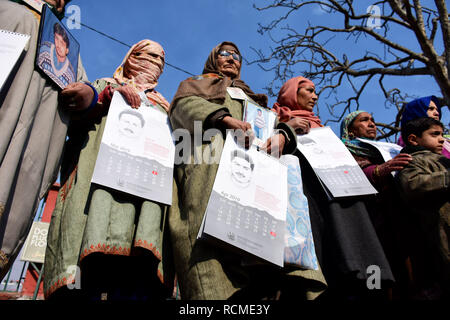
[396, 117, 449, 300]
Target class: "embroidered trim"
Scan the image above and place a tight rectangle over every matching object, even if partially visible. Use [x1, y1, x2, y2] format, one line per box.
[44, 275, 76, 299]
[79, 243, 131, 261]
[0, 250, 8, 270]
[59, 166, 77, 203]
[134, 239, 161, 260]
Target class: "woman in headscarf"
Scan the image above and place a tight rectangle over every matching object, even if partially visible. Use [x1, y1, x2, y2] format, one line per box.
[43, 40, 174, 301]
[399, 96, 449, 158]
[168, 42, 327, 300]
[341, 110, 414, 299]
[272, 76, 322, 133]
[341, 110, 412, 188]
[273, 76, 394, 301]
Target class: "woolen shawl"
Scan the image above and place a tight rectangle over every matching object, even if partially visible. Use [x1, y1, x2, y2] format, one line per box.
[170, 41, 267, 111]
[272, 76, 322, 128]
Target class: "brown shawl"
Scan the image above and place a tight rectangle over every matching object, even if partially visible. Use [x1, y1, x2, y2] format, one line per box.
[170, 41, 267, 112]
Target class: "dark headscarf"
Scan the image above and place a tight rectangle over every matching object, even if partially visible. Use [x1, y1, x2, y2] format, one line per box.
[401, 95, 441, 127]
[170, 41, 267, 112]
[340, 110, 379, 158]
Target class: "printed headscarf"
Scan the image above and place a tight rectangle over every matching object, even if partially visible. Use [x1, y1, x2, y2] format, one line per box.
[340, 110, 379, 158]
[105, 39, 170, 112]
[272, 76, 322, 128]
[170, 41, 267, 111]
[401, 95, 441, 127]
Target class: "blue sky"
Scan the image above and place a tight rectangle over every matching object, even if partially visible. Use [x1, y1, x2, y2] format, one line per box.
[64, 0, 448, 137]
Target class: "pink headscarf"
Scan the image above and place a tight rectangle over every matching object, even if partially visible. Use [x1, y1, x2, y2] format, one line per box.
[105, 39, 170, 112]
[272, 76, 322, 128]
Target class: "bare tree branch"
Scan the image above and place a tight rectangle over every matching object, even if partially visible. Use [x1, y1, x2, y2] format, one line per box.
[251, 0, 450, 140]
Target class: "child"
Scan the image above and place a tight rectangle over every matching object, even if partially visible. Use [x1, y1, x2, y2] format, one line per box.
[396, 117, 449, 300]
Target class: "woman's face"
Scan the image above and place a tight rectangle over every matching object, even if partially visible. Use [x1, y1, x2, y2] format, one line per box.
[216, 44, 241, 79]
[296, 85, 318, 111]
[427, 100, 440, 120]
[349, 112, 377, 139]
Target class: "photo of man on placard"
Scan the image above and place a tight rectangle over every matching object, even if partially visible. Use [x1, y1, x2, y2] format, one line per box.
[117, 109, 146, 139]
[229, 149, 255, 188]
[36, 5, 78, 89]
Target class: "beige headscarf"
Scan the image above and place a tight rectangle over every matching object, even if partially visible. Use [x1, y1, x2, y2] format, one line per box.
[104, 39, 170, 112]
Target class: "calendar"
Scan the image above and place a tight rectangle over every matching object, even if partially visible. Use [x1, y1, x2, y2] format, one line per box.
[91, 91, 175, 205]
[296, 127, 377, 198]
[198, 132, 287, 267]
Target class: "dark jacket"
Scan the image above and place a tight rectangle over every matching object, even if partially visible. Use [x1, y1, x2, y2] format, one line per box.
[396, 145, 450, 299]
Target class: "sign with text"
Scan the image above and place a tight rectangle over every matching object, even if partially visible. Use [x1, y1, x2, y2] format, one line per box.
[21, 221, 50, 263]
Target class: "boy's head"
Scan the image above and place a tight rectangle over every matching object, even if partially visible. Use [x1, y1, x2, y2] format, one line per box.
[53, 23, 70, 62]
[402, 117, 445, 154]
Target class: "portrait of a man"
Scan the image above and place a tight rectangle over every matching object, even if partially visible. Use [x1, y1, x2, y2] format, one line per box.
[254, 108, 266, 139]
[230, 149, 255, 188]
[36, 5, 78, 89]
[117, 109, 145, 139]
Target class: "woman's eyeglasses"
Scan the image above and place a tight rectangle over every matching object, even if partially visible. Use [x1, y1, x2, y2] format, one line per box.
[218, 50, 241, 62]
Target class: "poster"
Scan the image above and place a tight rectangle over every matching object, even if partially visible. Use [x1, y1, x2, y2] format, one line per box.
[198, 132, 287, 267]
[35, 4, 79, 89]
[91, 91, 175, 205]
[243, 100, 277, 147]
[296, 127, 378, 198]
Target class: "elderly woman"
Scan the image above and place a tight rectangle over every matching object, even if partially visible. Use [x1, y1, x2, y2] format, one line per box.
[168, 42, 327, 300]
[400, 96, 449, 158]
[273, 76, 394, 300]
[43, 40, 174, 301]
[341, 111, 412, 190]
[341, 110, 414, 299]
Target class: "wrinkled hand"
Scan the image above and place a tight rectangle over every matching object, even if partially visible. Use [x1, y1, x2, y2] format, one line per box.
[222, 116, 254, 149]
[60, 82, 94, 112]
[261, 134, 285, 158]
[375, 153, 413, 177]
[114, 85, 141, 109]
[286, 117, 310, 135]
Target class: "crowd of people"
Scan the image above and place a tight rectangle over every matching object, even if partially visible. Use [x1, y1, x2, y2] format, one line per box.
[0, 0, 448, 302]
